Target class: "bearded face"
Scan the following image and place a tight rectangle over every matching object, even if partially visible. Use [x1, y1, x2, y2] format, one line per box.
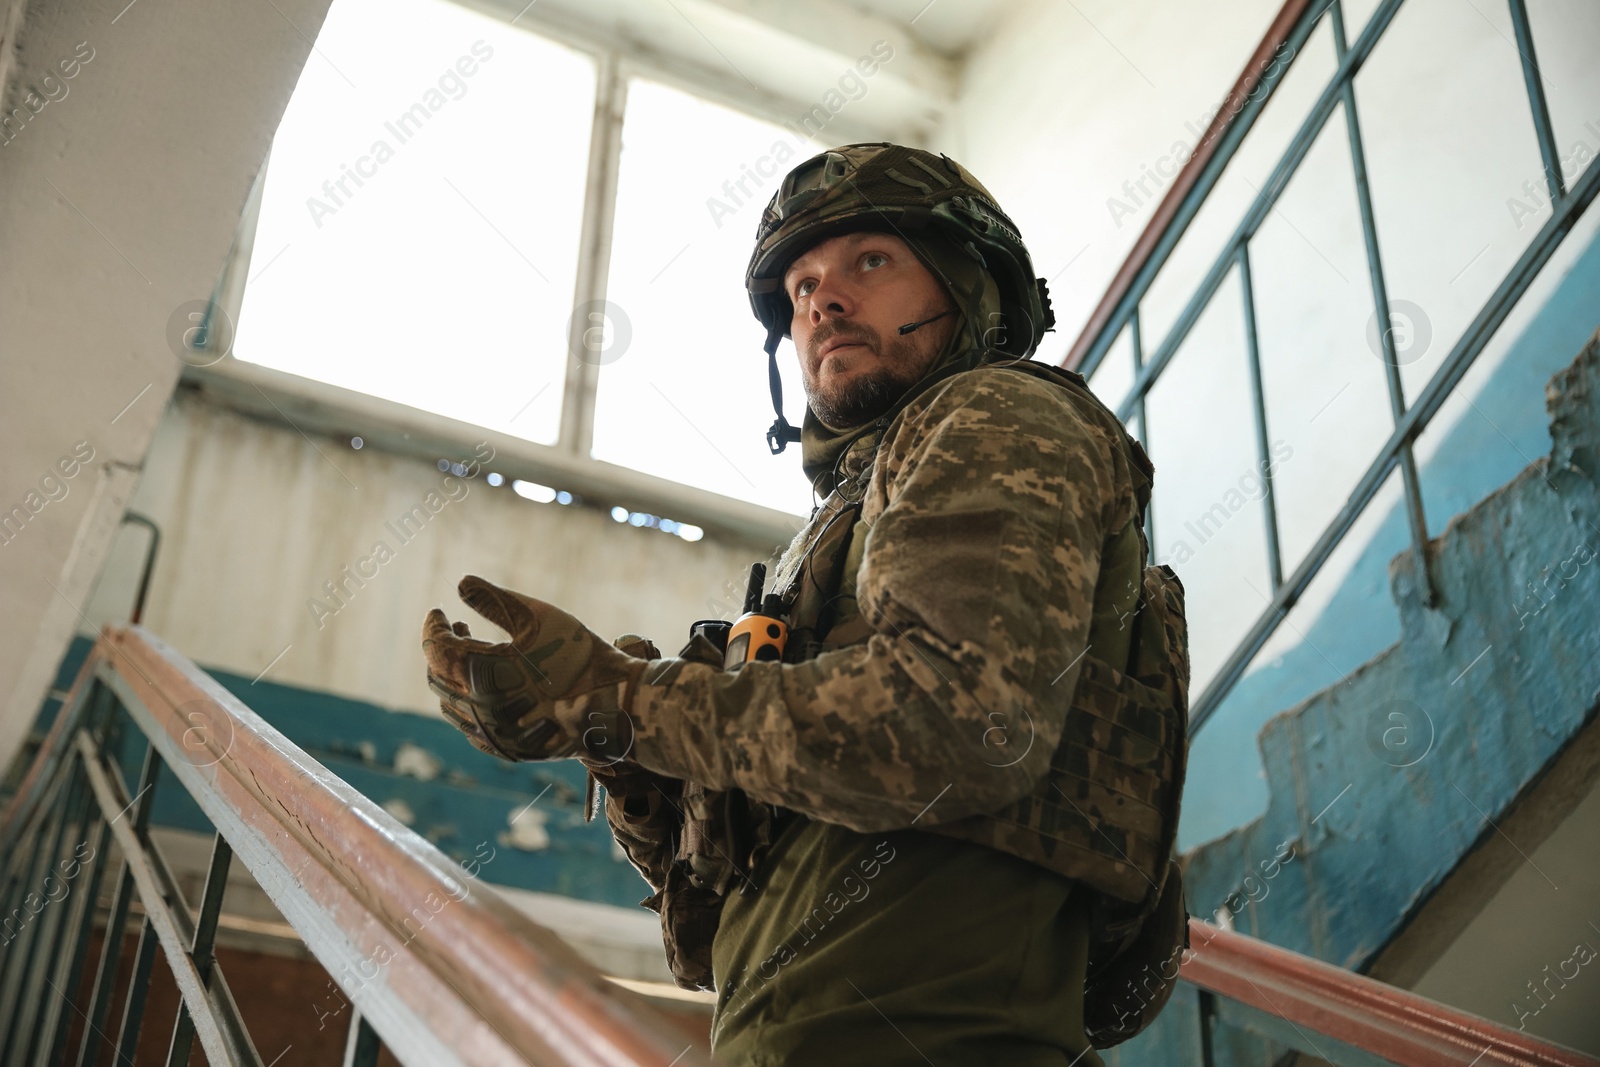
[784, 231, 958, 430]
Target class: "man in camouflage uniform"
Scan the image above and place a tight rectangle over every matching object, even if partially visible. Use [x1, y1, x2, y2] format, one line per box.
[422, 143, 1188, 1065]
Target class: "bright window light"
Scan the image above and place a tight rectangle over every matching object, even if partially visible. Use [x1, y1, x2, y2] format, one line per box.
[510, 479, 556, 503]
[234, 0, 594, 445]
[590, 78, 811, 516]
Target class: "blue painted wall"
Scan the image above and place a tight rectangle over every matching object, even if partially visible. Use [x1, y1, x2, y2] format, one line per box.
[1108, 327, 1600, 1065]
[1181, 226, 1600, 851]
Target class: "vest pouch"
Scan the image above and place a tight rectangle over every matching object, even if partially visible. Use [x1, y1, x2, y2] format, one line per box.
[648, 863, 723, 991]
[1084, 856, 1189, 1048]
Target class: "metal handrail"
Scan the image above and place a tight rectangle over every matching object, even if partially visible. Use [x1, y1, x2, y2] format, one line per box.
[4, 643, 1595, 1063]
[1062, 0, 1317, 374]
[1179, 919, 1599, 1066]
[1060, 0, 1599, 733]
[0, 627, 711, 1067]
[120, 511, 162, 625]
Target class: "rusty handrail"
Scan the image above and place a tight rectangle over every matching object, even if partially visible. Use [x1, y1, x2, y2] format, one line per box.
[1061, 0, 1315, 372]
[1179, 920, 1598, 1066]
[16, 630, 1593, 1065]
[91, 625, 710, 1067]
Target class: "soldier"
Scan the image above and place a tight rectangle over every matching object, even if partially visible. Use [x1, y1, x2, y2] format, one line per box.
[422, 143, 1190, 1065]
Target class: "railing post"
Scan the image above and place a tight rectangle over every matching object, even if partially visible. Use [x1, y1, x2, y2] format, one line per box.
[114, 920, 162, 1064]
[1506, 0, 1565, 205]
[22, 760, 97, 1066]
[165, 833, 233, 1066]
[111, 745, 168, 1066]
[1237, 243, 1286, 589]
[0, 756, 84, 1064]
[0, 774, 64, 1030]
[76, 739, 162, 1067]
[1198, 988, 1220, 1067]
[1330, 0, 1435, 607]
[38, 756, 116, 1066]
[343, 1011, 382, 1067]
[24, 678, 121, 1067]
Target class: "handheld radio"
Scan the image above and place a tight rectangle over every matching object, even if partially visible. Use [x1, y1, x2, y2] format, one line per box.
[723, 563, 788, 669]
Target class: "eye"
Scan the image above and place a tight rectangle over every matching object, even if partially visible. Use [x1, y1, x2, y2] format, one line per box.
[794, 278, 816, 299]
[860, 251, 888, 271]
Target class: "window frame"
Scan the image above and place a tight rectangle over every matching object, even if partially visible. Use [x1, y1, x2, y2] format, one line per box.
[195, 0, 897, 540]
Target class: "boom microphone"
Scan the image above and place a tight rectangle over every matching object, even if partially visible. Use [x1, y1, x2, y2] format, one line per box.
[897, 307, 957, 335]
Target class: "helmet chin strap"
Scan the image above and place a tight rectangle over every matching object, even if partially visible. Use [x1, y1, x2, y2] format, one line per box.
[765, 322, 802, 455]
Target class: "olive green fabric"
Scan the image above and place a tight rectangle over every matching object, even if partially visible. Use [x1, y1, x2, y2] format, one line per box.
[700, 363, 1144, 1063]
[710, 818, 1105, 1067]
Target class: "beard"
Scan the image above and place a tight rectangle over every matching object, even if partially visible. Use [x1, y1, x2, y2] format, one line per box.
[803, 314, 949, 429]
[808, 366, 906, 428]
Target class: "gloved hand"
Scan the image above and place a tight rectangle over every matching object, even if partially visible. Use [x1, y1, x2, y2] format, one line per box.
[422, 575, 646, 762]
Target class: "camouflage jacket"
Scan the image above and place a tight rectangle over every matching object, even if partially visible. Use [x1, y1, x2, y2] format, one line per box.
[649, 362, 1158, 815]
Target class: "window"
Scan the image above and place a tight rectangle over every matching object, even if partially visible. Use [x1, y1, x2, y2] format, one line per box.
[234, 0, 829, 517]
[234, 0, 595, 445]
[591, 78, 810, 516]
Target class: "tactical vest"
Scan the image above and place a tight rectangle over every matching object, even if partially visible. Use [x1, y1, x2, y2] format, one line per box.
[777, 362, 1188, 908]
[650, 363, 1191, 1039]
[770, 362, 1193, 1046]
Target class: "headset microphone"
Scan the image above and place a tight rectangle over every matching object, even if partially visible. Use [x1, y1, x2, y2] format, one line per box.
[898, 307, 957, 335]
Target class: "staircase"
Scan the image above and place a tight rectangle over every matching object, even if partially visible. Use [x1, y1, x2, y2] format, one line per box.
[1060, 0, 1600, 1058]
[1113, 333, 1600, 1065]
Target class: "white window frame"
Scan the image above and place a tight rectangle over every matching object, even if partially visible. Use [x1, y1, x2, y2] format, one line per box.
[189, 0, 920, 545]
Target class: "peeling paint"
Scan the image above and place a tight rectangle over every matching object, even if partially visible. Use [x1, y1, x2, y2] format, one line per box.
[393, 741, 442, 781]
[499, 806, 550, 852]
[381, 798, 416, 826]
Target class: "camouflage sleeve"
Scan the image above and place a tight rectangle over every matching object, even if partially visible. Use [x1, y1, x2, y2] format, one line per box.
[627, 369, 1127, 831]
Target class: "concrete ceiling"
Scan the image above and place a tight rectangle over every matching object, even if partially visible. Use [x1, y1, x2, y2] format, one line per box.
[454, 0, 1007, 143]
[848, 0, 1012, 59]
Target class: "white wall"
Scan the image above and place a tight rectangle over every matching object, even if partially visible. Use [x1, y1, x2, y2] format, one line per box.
[0, 0, 336, 774]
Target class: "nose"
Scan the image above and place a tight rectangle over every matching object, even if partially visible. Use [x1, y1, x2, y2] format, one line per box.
[807, 270, 854, 326]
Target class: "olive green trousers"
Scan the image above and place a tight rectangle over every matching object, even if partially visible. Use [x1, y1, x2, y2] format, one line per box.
[709, 817, 1105, 1066]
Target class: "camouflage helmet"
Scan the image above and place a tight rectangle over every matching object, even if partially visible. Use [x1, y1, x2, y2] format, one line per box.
[746, 142, 1055, 453]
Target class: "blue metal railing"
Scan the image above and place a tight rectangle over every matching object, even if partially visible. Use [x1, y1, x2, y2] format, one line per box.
[1066, 0, 1599, 734]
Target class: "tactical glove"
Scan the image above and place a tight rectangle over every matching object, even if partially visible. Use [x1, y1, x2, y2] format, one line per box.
[421, 575, 645, 762]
